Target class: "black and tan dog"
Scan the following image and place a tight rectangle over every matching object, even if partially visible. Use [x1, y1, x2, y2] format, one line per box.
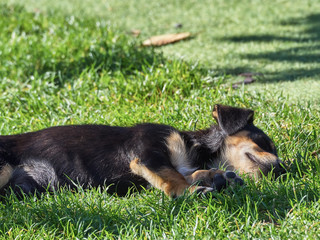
[0, 104, 285, 198]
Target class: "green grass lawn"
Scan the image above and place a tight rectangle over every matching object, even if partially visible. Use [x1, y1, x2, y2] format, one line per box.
[4, 0, 320, 105]
[0, 1, 319, 239]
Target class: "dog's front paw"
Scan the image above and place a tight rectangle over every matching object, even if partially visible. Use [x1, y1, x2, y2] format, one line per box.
[186, 169, 244, 193]
[211, 170, 244, 191]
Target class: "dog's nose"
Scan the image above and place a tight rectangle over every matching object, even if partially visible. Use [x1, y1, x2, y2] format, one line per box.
[273, 159, 287, 176]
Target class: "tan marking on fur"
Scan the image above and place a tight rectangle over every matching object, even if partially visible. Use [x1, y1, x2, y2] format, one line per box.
[130, 158, 195, 197]
[222, 130, 278, 178]
[185, 169, 225, 186]
[212, 106, 219, 120]
[166, 132, 195, 176]
[224, 130, 250, 146]
[0, 164, 13, 189]
[256, 151, 274, 158]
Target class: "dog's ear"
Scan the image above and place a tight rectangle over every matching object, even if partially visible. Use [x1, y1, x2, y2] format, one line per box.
[212, 104, 254, 135]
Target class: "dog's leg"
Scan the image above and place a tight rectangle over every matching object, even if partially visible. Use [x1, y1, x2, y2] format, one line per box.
[0, 164, 13, 189]
[1, 160, 58, 198]
[130, 158, 214, 197]
[5, 167, 45, 198]
[185, 169, 244, 191]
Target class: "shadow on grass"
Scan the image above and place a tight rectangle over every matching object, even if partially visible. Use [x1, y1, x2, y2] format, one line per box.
[217, 14, 320, 83]
[39, 42, 165, 87]
[1, 176, 319, 238]
[0, 190, 131, 238]
[0, 4, 166, 88]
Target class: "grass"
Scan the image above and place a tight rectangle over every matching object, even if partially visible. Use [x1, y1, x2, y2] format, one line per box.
[3, 0, 320, 104]
[0, 1, 319, 239]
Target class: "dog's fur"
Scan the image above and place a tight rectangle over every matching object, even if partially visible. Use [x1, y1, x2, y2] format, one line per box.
[0, 104, 285, 198]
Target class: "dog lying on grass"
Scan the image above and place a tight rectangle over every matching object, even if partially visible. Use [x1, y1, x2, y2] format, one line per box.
[0, 104, 285, 198]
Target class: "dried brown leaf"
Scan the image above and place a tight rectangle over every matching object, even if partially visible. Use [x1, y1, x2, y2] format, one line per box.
[130, 29, 141, 37]
[142, 32, 191, 46]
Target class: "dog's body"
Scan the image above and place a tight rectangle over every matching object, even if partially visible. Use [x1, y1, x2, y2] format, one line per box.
[0, 105, 285, 198]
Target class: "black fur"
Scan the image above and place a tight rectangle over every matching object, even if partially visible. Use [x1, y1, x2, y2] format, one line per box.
[213, 104, 254, 135]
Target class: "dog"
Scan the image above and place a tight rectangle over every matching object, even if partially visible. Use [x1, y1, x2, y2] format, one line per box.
[0, 104, 285, 198]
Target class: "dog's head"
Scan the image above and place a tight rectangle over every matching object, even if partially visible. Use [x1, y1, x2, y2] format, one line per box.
[213, 104, 286, 178]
